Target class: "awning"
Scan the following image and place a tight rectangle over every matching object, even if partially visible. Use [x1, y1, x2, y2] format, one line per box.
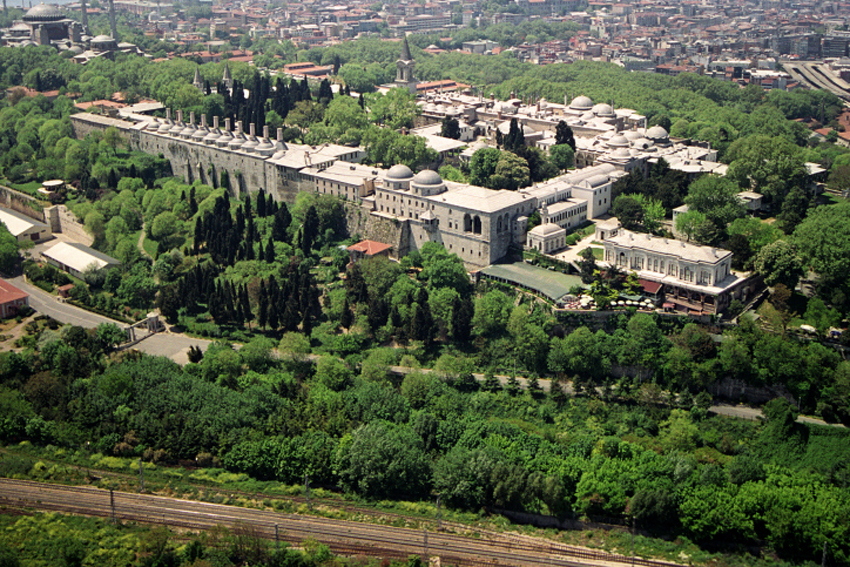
[639, 278, 662, 294]
[662, 302, 675, 309]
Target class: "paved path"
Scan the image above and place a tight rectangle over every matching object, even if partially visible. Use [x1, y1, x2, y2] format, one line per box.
[710, 403, 844, 428]
[8, 275, 211, 364]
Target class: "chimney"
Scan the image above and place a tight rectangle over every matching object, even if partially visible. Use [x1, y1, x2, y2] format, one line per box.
[236, 121, 243, 135]
[263, 125, 270, 139]
[166, 108, 171, 121]
[225, 118, 231, 131]
[213, 116, 219, 129]
[249, 122, 256, 137]
[189, 111, 195, 125]
[277, 128, 283, 142]
[177, 109, 183, 123]
[201, 114, 207, 128]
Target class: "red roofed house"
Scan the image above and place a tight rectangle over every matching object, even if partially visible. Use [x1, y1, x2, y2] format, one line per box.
[347, 240, 392, 263]
[0, 279, 29, 318]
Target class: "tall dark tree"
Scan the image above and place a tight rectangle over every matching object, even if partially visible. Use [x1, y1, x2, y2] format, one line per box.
[273, 204, 291, 242]
[256, 188, 267, 218]
[441, 116, 461, 140]
[301, 205, 319, 254]
[555, 120, 576, 151]
[340, 296, 353, 328]
[451, 295, 473, 342]
[265, 236, 275, 263]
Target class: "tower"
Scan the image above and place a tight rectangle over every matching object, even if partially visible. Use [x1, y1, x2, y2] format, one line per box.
[107, 0, 118, 40]
[394, 36, 417, 93]
[222, 62, 233, 91]
[193, 67, 203, 91]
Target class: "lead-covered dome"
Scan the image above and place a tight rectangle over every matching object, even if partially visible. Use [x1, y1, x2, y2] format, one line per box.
[386, 164, 414, 180]
[646, 125, 669, 141]
[24, 3, 64, 21]
[412, 169, 442, 186]
[569, 95, 594, 111]
[592, 103, 615, 117]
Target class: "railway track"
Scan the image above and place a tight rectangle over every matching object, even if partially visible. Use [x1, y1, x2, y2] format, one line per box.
[0, 479, 684, 567]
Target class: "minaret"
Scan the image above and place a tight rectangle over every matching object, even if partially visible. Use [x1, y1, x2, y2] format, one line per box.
[107, 0, 118, 40]
[193, 67, 203, 91]
[80, 0, 88, 30]
[394, 36, 417, 93]
[222, 63, 233, 91]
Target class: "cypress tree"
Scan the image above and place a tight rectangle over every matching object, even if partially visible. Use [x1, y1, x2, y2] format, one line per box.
[258, 282, 268, 329]
[301, 205, 319, 255]
[273, 204, 291, 242]
[340, 296, 353, 328]
[257, 188, 267, 217]
[268, 301, 279, 331]
[241, 285, 253, 329]
[265, 237, 275, 263]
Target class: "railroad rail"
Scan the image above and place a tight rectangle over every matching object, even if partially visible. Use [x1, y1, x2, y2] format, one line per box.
[0, 479, 686, 567]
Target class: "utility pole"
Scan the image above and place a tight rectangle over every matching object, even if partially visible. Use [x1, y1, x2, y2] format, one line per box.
[304, 473, 311, 510]
[275, 524, 280, 553]
[110, 488, 116, 525]
[139, 458, 144, 492]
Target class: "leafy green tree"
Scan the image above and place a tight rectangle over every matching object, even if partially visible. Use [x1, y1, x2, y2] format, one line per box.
[674, 209, 707, 242]
[684, 174, 746, 229]
[315, 356, 352, 391]
[368, 88, 419, 130]
[549, 143, 574, 170]
[440, 116, 460, 140]
[548, 327, 610, 385]
[335, 421, 430, 499]
[794, 201, 850, 310]
[469, 147, 501, 187]
[753, 240, 803, 290]
[491, 151, 530, 190]
[472, 290, 511, 337]
[725, 134, 806, 207]
[0, 223, 20, 274]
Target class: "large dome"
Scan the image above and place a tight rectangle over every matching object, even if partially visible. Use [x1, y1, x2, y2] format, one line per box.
[646, 125, 669, 141]
[592, 103, 615, 117]
[24, 3, 64, 22]
[386, 164, 414, 180]
[412, 169, 442, 186]
[569, 95, 594, 111]
[607, 134, 630, 148]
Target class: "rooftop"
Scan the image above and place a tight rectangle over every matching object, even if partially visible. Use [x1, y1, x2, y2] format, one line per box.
[606, 230, 732, 265]
[432, 183, 529, 213]
[0, 279, 28, 305]
[0, 207, 47, 237]
[480, 262, 582, 303]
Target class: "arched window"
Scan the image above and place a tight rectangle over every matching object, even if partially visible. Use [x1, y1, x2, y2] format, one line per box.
[473, 216, 482, 234]
[463, 213, 472, 232]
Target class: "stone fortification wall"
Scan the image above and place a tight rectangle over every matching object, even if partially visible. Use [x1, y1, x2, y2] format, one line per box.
[0, 186, 45, 222]
[136, 133, 272, 197]
[70, 113, 134, 142]
[44, 205, 93, 246]
[343, 202, 409, 258]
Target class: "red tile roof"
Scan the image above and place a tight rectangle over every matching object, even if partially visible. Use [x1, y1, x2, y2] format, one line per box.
[347, 240, 392, 256]
[0, 279, 28, 305]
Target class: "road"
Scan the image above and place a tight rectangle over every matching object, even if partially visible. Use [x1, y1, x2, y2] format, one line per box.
[9, 275, 211, 364]
[0, 478, 681, 567]
[710, 403, 844, 428]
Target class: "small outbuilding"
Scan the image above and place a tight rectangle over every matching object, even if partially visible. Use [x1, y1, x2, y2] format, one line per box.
[347, 239, 393, 263]
[0, 279, 29, 318]
[42, 241, 120, 279]
[0, 207, 51, 243]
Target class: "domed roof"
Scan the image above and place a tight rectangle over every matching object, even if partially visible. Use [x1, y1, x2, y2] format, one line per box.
[607, 134, 630, 148]
[646, 125, 669, 140]
[592, 103, 615, 117]
[92, 35, 116, 45]
[611, 147, 632, 159]
[569, 95, 593, 111]
[11, 22, 30, 30]
[622, 130, 640, 140]
[632, 137, 653, 150]
[24, 3, 64, 21]
[532, 223, 564, 236]
[386, 164, 414, 180]
[412, 169, 442, 186]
